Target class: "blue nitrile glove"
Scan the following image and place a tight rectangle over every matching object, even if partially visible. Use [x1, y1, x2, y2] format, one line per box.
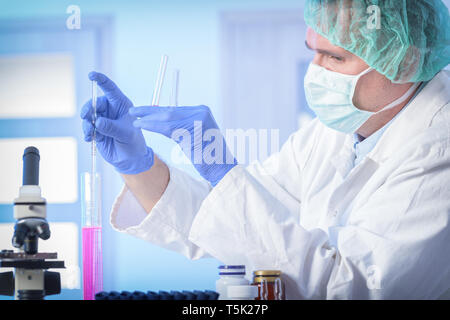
[80, 72, 154, 174]
[130, 105, 237, 186]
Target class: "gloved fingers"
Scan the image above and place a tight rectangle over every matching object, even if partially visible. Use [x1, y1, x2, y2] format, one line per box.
[82, 120, 94, 141]
[129, 106, 172, 117]
[88, 71, 128, 105]
[80, 96, 108, 120]
[95, 117, 132, 142]
[130, 105, 208, 122]
[129, 106, 183, 122]
[80, 100, 93, 120]
[82, 120, 105, 142]
[132, 119, 172, 137]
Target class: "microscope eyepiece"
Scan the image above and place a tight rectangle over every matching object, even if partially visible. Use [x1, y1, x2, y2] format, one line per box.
[23, 146, 40, 186]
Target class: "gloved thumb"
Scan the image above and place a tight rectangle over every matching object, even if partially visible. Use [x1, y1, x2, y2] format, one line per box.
[95, 117, 132, 142]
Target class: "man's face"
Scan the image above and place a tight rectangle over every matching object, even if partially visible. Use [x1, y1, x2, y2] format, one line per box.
[305, 27, 413, 114]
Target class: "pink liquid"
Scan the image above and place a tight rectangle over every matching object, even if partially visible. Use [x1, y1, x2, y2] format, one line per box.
[82, 226, 103, 300]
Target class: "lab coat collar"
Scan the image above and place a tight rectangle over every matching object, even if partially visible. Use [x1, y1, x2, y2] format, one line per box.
[367, 70, 450, 164]
[326, 71, 449, 221]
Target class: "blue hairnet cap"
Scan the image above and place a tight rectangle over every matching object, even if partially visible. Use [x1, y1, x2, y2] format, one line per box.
[304, 0, 450, 83]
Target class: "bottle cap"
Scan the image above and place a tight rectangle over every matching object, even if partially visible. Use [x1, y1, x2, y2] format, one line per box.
[253, 270, 281, 276]
[219, 265, 245, 269]
[219, 265, 246, 275]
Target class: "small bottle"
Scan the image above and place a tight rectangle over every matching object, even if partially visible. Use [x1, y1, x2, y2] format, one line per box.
[227, 285, 259, 300]
[215, 265, 248, 300]
[252, 270, 285, 300]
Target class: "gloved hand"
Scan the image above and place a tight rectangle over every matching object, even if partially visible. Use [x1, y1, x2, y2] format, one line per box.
[80, 72, 154, 174]
[130, 105, 237, 186]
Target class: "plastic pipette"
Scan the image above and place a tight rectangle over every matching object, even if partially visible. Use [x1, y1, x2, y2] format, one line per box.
[91, 80, 97, 213]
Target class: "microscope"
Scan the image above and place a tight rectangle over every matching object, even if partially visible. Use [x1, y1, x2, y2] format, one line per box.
[0, 146, 65, 300]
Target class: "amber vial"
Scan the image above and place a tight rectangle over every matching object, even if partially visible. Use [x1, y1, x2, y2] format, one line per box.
[252, 270, 285, 300]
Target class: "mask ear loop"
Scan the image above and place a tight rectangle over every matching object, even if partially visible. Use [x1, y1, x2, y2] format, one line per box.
[350, 67, 374, 105]
[374, 81, 422, 114]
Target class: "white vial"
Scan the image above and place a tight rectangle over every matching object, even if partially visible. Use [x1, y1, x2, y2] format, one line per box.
[215, 265, 248, 300]
[227, 285, 259, 300]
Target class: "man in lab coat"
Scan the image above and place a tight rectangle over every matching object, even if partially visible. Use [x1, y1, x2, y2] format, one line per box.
[81, 0, 450, 299]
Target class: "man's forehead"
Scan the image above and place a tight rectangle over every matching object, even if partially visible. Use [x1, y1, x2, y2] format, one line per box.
[306, 27, 350, 56]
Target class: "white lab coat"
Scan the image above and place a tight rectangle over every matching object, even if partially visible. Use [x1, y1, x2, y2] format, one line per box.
[110, 70, 450, 299]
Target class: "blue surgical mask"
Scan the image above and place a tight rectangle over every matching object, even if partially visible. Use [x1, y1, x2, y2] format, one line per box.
[304, 63, 421, 133]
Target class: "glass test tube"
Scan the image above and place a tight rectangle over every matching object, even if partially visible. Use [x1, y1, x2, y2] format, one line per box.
[170, 69, 180, 107]
[151, 54, 169, 106]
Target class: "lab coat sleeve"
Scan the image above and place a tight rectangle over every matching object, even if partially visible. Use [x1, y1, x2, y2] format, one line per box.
[108, 120, 315, 261]
[110, 165, 213, 260]
[188, 138, 450, 299]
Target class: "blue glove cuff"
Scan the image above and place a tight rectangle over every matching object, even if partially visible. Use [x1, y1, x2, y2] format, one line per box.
[115, 147, 155, 175]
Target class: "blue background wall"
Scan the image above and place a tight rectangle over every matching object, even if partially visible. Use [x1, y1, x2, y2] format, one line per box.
[0, 0, 304, 299]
